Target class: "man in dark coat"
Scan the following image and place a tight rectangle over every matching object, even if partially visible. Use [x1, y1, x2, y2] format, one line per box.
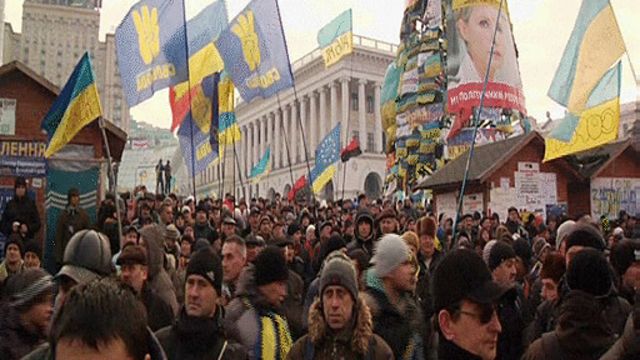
[54, 188, 90, 269]
[118, 244, 174, 331]
[346, 209, 376, 263]
[156, 248, 245, 359]
[0, 177, 40, 239]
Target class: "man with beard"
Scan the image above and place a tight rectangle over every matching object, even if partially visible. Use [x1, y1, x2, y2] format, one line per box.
[157, 248, 245, 359]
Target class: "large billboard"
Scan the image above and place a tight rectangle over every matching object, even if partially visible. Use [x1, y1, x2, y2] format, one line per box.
[445, 0, 526, 139]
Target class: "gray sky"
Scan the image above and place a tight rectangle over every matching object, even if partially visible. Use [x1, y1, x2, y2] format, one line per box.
[5, 0, 640, 129]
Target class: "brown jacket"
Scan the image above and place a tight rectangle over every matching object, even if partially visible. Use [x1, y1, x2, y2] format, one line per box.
[287, 296, 394, 360]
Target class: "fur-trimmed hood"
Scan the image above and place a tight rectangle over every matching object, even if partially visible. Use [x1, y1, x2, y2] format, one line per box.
[307, 295, 374, 355]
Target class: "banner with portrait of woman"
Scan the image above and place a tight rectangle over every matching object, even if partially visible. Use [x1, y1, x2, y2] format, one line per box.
[445, 0, 526, 139]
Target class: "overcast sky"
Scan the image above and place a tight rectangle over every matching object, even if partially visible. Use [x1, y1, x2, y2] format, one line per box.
[5, 0, 640, 129]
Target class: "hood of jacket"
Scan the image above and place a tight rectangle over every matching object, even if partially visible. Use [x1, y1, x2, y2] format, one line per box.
[556, 290, 615, 355]
[354, 210, 375, 243]
[140, 224, 165, 279]
[307, 295, 373, 355]
[234, 264, 282, 313]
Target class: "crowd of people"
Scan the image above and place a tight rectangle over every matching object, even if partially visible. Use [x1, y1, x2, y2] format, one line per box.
[1, 175, 640, 359]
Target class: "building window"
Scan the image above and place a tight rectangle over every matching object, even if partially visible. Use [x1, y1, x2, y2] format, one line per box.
[351, 93, 358, 111]
[352, 130, 359, 140]
[366, 96, 374, 113]
[367, 132, 374, 152]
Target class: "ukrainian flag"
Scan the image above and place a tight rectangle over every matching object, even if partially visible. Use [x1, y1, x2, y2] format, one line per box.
[548, 0, 624, 115]
[217, 72, 241, 146]
[544, 0, 625, 161]
[42, 53, 102, 158]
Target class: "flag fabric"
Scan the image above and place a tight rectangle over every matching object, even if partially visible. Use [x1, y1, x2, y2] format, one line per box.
[310, 124, 341, 194]
[214, 0, 294, 103]
[547, 0, 624, 122]
[340, 136, 362, 162]
[545, 61, 621, 161]
[116, 0, 190, 107]
[317, 9, 353, 68]
[168, 0, 228, 132]
[288, 175, 307, 202]
[177, 73, 220, 177]
[216, 73, 241, 146]
[41, 53, 102, 158]
[250, 148, 272, 184]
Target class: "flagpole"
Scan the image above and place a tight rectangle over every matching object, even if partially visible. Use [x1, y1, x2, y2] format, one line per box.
[233, 141, 247, 201]
[450, 0, 505, 249]
[98, 116, 123, 247]
[276, 94, 297, 201]
[181, 0, 197, 203]
[274, 0, 317, 216]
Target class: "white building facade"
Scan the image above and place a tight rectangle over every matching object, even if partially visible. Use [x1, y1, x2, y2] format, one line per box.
[194, 35, 397, 201]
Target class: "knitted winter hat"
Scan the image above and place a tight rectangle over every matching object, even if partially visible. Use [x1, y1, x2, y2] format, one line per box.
[555, 220, 576, 251]
[186, 248, 223, 294]
[565, 223, 606, 252]
[488, 241, 516, 271]
[482, 240, 498, 265]
[371, 234, 411, 278]
[254, 246, 289, 286]
[566, 248, 612, 297]
[320, 251, 358, 301]
[416, 216, 437, 237]
[4, 268, 53, 310]
[23, 240, 42, 259]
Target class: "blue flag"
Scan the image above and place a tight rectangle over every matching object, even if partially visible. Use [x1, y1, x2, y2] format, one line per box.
[310, 124, 341, 194]
[116, 0, 189, 107]
[214, 0, 294, 102]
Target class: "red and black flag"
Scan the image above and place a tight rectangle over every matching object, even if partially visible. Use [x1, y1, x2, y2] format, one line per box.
[288, 175, 307, 202]
[340, 136, 362, 162]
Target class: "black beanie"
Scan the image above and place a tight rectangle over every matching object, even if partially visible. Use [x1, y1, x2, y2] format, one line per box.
[186, 248, 223, 295]
[567, 248, 612, 297]
[23, 240, 42, 259]
[565, 223, 606, 252]
[254, 246, 289, 286]
[610, 240, 640, 277]
[488, 241, 516, 271]
[5, 235, 24, 257]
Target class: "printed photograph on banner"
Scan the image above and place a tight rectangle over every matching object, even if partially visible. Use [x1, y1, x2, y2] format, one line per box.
[445, 0, 526, 133]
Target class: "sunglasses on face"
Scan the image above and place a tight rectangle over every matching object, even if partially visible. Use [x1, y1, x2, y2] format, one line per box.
[455, 302, 498, 325]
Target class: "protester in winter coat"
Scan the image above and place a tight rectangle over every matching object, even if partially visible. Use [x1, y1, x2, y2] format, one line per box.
[610, 239, 640, 304]
[224, 246, 293, 359]
[287, 252, 393, 360]
[140, 224, 179, 316]
[0, 268, 54, 360]
[118, 244, 174, 331]
[156, 248, 246, 360]
[346, 210, 376, 263]
[23, 278, 167, 360]
[0, 177, 40, 239]
[0, 236, 24, 283]
[432, 249, 507, 360]
[524, 249, 617, 359]
[362, 234, 426, 360]
[54, 188, 91, 269]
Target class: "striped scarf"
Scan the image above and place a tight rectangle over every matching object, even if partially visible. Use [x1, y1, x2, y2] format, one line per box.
[254, 310, 292, 360]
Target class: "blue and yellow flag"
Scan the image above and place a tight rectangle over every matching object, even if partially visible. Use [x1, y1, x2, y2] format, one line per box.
[317, 9, 353, 68]
[216, 73, 241, 146]
[545, 61, 621, 161]
[250, 147, 271, 184]
[41, 53, 102, 158]
[116, 0, 189, 107]
[547, 0, 624, 116]
[310, 124, 341, 194]
[215, 0, 294, 102]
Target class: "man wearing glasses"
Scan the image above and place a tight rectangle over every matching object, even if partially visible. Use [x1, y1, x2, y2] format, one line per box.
[433, 249, 508, 360]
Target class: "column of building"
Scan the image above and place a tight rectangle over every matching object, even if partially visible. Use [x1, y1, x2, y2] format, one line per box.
[358, 79, 367, 152]
[341, 77, 350, 145]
